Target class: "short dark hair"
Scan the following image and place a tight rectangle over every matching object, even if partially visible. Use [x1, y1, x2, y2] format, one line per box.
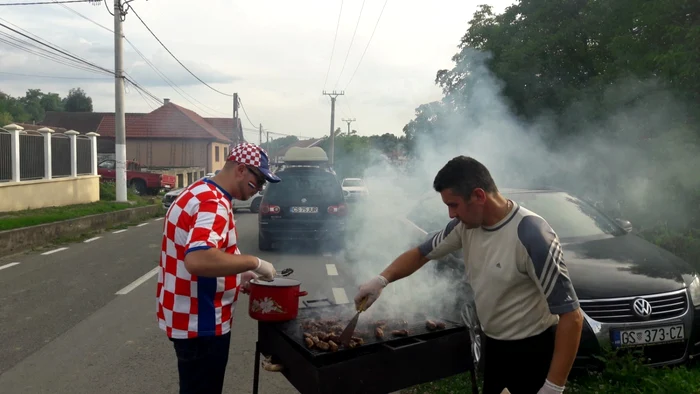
[433, 156, 498, 199]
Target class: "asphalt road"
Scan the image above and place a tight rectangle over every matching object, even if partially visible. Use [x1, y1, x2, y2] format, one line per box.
[0, 211, 365, 394]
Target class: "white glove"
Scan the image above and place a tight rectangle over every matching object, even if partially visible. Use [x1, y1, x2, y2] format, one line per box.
[537, 379, 565, 394]
[240, 271, 258, 294]
[354, 275, 388, 311]
[253, 258, 276, 281]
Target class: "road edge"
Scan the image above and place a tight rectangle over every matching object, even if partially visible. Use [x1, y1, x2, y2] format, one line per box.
[0, 205, 164, 258]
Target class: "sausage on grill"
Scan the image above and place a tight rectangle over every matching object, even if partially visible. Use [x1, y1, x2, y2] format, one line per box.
[316, 341, 330, 351]
[375, 327, 384, 338]
[304, 337, 314, 348]
[328, 340, 339, 352]
[426, 320, 437, 330]
[391, 329, 409, 337]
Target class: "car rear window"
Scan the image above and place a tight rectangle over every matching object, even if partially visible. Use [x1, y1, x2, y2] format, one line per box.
[264, 170, 343, 203]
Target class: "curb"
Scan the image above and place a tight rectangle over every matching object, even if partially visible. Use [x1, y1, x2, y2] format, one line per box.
[0, 205, 164, 258]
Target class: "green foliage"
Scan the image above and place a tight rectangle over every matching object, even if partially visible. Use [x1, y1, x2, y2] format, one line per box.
[0, 87, 93, 125]
[317, 134, 408, 180]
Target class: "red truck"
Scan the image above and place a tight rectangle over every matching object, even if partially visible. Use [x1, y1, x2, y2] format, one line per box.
[98, 159, 177, 195]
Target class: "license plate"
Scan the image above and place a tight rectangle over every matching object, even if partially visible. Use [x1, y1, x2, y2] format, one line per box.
[290, 206, 318, 213]
[611, 324, 685, 348]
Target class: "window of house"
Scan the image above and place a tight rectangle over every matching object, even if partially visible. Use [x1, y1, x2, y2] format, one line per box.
[215, 146, 220, 161]
[224, 147, 228, 158]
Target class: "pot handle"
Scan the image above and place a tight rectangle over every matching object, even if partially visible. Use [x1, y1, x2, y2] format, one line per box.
[297, 290, 308, 297]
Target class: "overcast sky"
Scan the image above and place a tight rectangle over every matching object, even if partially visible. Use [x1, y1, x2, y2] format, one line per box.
[0, 0, 511, 140]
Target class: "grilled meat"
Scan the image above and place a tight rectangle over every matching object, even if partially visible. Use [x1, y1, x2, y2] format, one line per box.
[329, 340, 339, 352]
[316, 341, 330, 351]
[304, 337, 314, 348]
[375, 327, 384, 338]
[436, 321, 446, 329]
[391, 329, 409, 337]
[426, 320, 437, 330]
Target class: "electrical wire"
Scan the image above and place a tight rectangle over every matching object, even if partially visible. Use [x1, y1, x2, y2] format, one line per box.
[343, 0, 388, 90]
[0, 0, 93, 5]
[0, 70, 110, 79]
[333, 0, 366, 91]
[52, 1, 230, 117]
[128, 4, 234, 97]
[238, 97, 258, 129]
[322, 0, 343, 91]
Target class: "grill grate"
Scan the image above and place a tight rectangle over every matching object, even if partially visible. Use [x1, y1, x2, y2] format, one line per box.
[580, 290, 688, 323]
[274, 300, 465, 360]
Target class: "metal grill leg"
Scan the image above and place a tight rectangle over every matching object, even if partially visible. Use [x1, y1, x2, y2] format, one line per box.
[469, 368, 479, 394]
[253, 341, 261, 394]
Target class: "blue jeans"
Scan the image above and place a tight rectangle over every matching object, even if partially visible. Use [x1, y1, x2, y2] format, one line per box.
[170, 332, 231, 394]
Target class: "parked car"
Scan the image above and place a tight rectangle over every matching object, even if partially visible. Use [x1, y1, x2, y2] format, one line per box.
[161, 170, 223, 210]
[341, 177, 369, 201]
[258, 147, 347, 251]
[98, 159, 176, 195]
[233, 188, 264, 213]
[402, 188, 700, 371]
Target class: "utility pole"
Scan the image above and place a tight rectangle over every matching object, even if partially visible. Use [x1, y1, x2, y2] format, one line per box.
[259, 124, 263, 146]
[322, 90, 344, 166]
[233, 92, 239, 144]
[342, 118, 356, 136]
[266, 130, 269, 146]
[114, 0, 127, 202]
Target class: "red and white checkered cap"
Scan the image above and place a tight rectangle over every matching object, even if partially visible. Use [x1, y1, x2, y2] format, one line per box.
[227, 142, 281, 182]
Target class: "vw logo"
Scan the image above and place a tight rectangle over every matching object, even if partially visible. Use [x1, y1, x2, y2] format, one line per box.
[301, 198, 307, 203]
[632, 298, 653, 319]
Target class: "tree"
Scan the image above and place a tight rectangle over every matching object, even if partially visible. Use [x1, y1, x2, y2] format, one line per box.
[62, 87, 93, 112]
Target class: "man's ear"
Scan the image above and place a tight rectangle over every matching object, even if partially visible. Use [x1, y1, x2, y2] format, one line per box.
[472, 188, 487, 204]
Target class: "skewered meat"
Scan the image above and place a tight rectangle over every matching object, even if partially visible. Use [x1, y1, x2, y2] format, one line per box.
[316, 341, 330, 351]
[328, 340, 339, 352]
[304, 337, 314, 348]
[375, 327, 384, 338]
[391, 329, 409, 337]
[426, 320, 437, 330]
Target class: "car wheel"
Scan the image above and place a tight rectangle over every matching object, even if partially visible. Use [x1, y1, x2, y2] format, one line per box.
[250, 198, 262, 213]
[461, 300, 484, 373]
[258, 233, 273, 251]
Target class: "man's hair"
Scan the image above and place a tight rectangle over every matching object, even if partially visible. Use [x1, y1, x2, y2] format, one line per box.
[433, 156, 498, 199]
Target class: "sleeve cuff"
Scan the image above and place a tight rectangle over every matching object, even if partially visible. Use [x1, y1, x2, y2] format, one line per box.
[549, 300, 580, 315]
[185, 245, 211, 255]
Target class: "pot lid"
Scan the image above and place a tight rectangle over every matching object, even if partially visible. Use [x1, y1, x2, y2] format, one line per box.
[251, 277, 300, 287]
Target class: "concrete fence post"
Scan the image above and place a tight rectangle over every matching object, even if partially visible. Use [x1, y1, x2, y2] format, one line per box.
[65, 130, 80, 177]
[86, 132, 100, 176]
[4, 123, 24, 182]
[37, 127, 55, 180]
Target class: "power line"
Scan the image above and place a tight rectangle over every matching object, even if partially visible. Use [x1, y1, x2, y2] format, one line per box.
[333, 0, 366, 91]
[128, 4, 234, 97]
[322, 0, 343, 91]
[238, 97, 258, 129]
[51, 1, 229, 117]
[0, 0, 94, 5]
[343, 0, 388, 90]
[0, 70, 110, 79]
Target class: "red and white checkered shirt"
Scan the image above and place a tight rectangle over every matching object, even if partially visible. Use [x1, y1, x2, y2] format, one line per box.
[156, 178, 241, 339]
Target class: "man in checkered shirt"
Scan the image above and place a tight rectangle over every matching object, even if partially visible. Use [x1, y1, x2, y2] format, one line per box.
[157, 142, 281, 394]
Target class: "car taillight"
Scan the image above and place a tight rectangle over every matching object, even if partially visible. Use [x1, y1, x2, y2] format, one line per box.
[261, 203, 281, 215]
[328, 203, 347, 216]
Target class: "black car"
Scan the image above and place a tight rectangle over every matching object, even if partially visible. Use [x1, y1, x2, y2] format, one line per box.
[402, 188, 700, 371]
[258, 165, 347, 251]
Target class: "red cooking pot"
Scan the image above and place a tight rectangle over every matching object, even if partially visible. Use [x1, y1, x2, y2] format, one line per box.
[248, 277, 308, 322]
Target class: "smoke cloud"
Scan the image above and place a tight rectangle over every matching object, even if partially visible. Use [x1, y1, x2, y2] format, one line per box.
[340, 48, 700, 321]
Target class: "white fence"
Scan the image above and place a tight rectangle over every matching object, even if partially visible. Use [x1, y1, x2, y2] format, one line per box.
[0, 123, 99, 183]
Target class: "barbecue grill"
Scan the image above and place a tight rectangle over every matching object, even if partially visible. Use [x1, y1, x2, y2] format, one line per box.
[252, 298, 480, 394]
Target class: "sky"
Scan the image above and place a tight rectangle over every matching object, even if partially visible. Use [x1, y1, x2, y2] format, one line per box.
[0, 0, 512, 141]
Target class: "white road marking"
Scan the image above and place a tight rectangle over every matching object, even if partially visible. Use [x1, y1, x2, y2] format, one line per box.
[41, 247, 68, 255]
[332, 287, 349, 304]
[136, 222, 149, 227]
[322, 252, 332, 257]
[113, 229, 127, 234]
[116, 267, 159, 295]
[326, 264, 338, 276]
[83, 236, 101, 243]
[154, 217, 164, 221]
[0, 262, 20, 271]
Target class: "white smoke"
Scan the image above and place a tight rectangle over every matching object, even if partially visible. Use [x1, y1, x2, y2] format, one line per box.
[339, 47, 700, 321]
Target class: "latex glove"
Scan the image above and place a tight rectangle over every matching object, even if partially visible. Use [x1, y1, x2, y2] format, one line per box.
[240, 271, 258, 294]
[537, 380, 565, 394]
[354, 275, 388, 311]
[253, 258, 276, 281]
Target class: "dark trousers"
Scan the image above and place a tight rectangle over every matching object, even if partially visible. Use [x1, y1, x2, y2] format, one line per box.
[170, 332, 232, 394]
[482, 326, 556, 394]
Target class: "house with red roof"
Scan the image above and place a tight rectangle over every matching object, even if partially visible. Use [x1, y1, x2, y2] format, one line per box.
[42, 99, 244, 186]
